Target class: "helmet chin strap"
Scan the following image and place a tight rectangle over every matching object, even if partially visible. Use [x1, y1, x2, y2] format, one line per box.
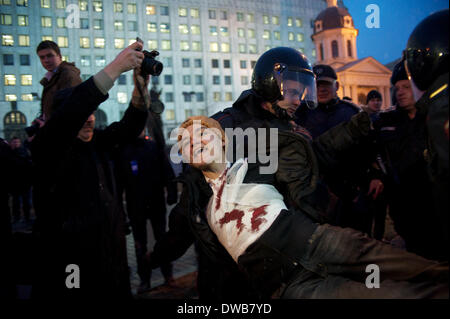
[271, 101, 295, 121]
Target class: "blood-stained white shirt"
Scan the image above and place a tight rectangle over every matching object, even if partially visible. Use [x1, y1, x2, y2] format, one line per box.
[205, 158, 287, 262]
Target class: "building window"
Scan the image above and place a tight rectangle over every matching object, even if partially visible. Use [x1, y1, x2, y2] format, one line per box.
[251, 60, 256, 69]
[0, 14, 12, 25]
[247, 13, 254, 23]
[213, 75, 220, 85]
[272, 16, 279, 25]
[297, 33, 304, 42]
[164, 75, 172, 85]
[263, 30, 271, 40]
[296, 18, 302, 27]
[160, 6, 169, 16]
[127, 3, 136, 14]
[2, 34, 14, 46]
[196, 93, 204, 102]
[95, 56, 105, 67]
[263, 15, 269, 24]
[248, 44, 257, 54]
[208, 10, 216, 19]
[16, 0, 28, 6]
[195, 75, 203, 85]
[347, 40, 353, 57]
[3, 54, 13, 65]
[117, 92, 127, 104]
[42, 36, 53, 41]
[146, 5, 156, 15]
[224, 76, 232, 85]
[118, 74, 126, 85]
[56, 0, 66, 9]
[80, 56, 90, 66]
[240, 60, 247, 69]
[79, 0, 88, 11]
[220, 27, 229, 37]
[161, 40, 171, 50]
[22, 94, 33, 101]
[241, 76, 249, 85]
[160, 23, 170, 33]
[21, 74, 32, 85]
[194, 59, 202, 68]
[265, 45, 272, 51]
[237, 28, 245, 38]
[224, 92, 232, 101]
[274, 31, 281, 40]
[223, 60, 230, 68]
[128, 21, 137, 31]
[147, 23, 156, 32]
[332, 40, 339, 58]
[41, 0, 50, 8]
[163, 57, 173, 68]
[320, 43, 324, 61]
[178, 7, 187, 17]
[5, 94, 17, 101]
[211, 59, 219, 68]
[288, 32, 294, 41]
[248, 29, 255, 38]
[180, 41, 189, 51]
[113, 2, 123, 12]
[57, 17, 66, 28]
[210, 26, 217, 36]
[220, 11, 227, 20]
[94, 38, 105, 48]
[80, 37, 90, 48]
[213, 92, 220, 102]
[4, 74, 16, 85]
[191, 25, 200, 35]
[191, 8, 199, 18]
[237, 12, 244, 22]
[185, 109, 193, 117]
[80, 18, 89, 29]
[165, 109, 175, 121]
[18, 15, 28, 26]
[210, 42, 219, 52]
[93, 1, 102, 12]
[147, 40, 157, 50]
[312, 49, 316, 57]
[1, 0, 11, 4]
[57, 36, 68, 48]
[179, 24, 188, 34]
[165, 92, 173, 103]
[114, 38, 125, 49]
[61, 55, 69, 62]
[93, 19, 103, 30]
[221, 43, 230, 53]
[287, 17, 293, 27]
[183, 75, 191, 85]
[18, 35, 29, 46]
[182, 58, 190, 68]
[238, 43, 246, 53]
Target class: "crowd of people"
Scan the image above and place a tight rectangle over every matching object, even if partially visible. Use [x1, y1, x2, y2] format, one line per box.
[0, 9, 448, 299]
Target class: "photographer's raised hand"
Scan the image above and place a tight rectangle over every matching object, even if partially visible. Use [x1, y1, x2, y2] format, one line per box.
[103, 41, 144, 82]
[132, 66, 151, 111]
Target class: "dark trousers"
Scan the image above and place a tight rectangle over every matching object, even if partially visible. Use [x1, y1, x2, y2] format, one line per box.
[128, 199, 173, 284]
[11, 188, 31, 221]
[282, 224, 448, 298]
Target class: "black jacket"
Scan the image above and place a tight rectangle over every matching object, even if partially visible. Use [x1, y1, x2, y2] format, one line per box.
[31, 77, 148, 298]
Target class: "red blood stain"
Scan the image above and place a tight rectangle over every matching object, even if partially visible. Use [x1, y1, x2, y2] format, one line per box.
[219, 209, 245, 234]
[215, 169, 228, 210]
[250, 205, 268, 232]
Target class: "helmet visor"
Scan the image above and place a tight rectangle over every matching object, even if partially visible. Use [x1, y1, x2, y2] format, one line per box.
[275, 66, 318, 109]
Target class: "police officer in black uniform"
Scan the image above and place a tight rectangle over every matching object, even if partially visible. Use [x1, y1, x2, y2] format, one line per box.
[404, 9, 449, 260]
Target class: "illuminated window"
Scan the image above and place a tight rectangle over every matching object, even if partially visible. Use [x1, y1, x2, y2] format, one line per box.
[0, 14, 12, 25]
[0, 0, 11, 4]
[274, 31, 281, 40]
[2, 34, 14, 46]
[247, 29, 255, 38]
[22, 94, 33, 101]
[220, 27, 229, 37]
[117, 92, 127, 104]
[127, 3, 136, 14]
[80, 37, 90, 48]
[147, 23, 157, 32]
[165, 109, 175, 121]
[146, 5, 156, 15]
[224, 92, 232, 101]
[263, 30, 271, 40]
[192, 41, 201, 51]
[41, 0, 50, 8]
[4, 74, 16, 85]
[297, 33, 304, 42]
[160, 23, 170, 33]
[95, 56, 105, 67]
[210, 26, 217, 36]
[190, 8, 199, 18]
[42, 36, 53, 41]
[56, 0, 66, 9]
[287, 17, 293, 27]
[79, 0, 88, 11]
[5, 94, 17, 101]
[263, 15, 269, 24]
[114, 21, 123, 31]
[80, 56, 90, 66]
[238, 43, 246, 53]
[57, 36, 68, 48]
[94, 38, 105, 48]
[265, 45, 272, 51]
[180, 41, 189, 51]
[248, 44, 257, 54]
[17, 15, 28, 26]
[57, 17, 66, 28]
[247, 13, 254, 23]
[312, 49, 316, 57]
[113, 2, 123, 12]
[16, 0, 28, 6]
[288, 32, 294, 41]
[178, 7, 187, 17]
[61, 55, 68, 62]
[114, 38, 125, 49]
[191, 25, 200, 34]
[161, 40, 171, 50]
[209, 42, 219, 52]
[93, 1, 102, 12]
[21, 74, 32, 86]
[213, 92, 220, 102]
[18, 35, 29, 46]
[272, 16, 279, 25]
[93, 19, 103, 30]
[237, 28, 245, 38]
[221, 43, 230, 53]
[147, 40, 157, 50]
[296, 18, 302, 27]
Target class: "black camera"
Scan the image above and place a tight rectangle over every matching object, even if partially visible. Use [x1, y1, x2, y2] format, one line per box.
[141, 50, 163, 77]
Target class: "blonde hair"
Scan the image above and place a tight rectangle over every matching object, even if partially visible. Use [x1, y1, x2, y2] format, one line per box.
[178, 116, 226, 144]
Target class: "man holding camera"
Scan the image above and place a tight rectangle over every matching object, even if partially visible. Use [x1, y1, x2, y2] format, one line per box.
[31, 42, 150, 299]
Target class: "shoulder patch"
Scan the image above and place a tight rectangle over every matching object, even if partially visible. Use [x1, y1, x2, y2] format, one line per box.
[429, 84, 448, 99]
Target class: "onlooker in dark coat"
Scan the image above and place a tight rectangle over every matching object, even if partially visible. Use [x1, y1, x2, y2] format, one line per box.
[30, 42, 148, 299]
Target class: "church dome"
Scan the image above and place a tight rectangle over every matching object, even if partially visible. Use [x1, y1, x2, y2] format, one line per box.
[314, 4, 354, 34]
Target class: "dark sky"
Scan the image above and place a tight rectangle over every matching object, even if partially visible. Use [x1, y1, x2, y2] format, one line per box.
[343, 0, 449, 65]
